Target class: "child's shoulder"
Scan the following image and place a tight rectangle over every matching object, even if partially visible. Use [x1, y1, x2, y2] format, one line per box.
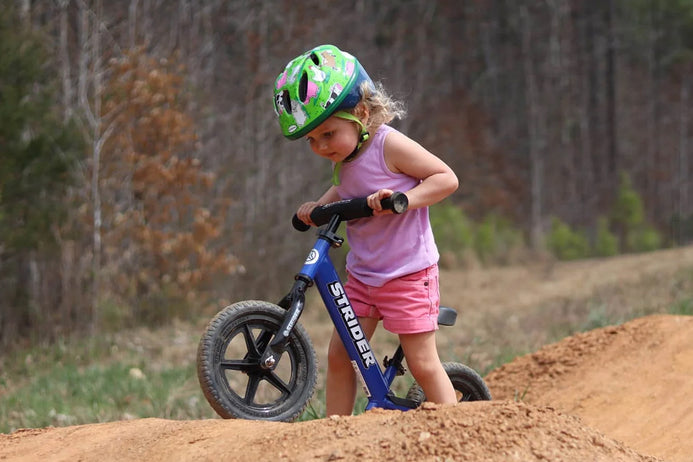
[381, 126, 419, 151]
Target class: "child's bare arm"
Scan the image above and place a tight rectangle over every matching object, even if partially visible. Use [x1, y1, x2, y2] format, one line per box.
[297, 186, 341, 225]
[372, 131, 458, 212]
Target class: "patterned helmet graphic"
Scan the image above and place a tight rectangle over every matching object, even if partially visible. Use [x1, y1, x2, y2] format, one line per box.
[273, 44, 372, 139]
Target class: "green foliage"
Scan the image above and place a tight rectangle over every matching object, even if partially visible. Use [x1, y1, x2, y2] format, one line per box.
[547, 217, 591, 261]
[430, 202, 524, 266]
[611, 173, 644, 228]
[474, 217, 496, 262]
[0, 4, 84, 344]
[610, 173, 644, 247]
[431, 195, 662, 265]
[474, 214, 523, 263]
[594, 217, 619, 257]
[627, 226, 663, 252]
[0, 5, 82, 252]
[429, 201, 475, 252]
[602, 172, 665, 253]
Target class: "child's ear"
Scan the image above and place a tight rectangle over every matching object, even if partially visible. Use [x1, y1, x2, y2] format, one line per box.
[354, 102, 369, 124]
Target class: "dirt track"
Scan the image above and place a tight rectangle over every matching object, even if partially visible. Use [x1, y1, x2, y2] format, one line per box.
[3, 315, 688, 461]
[486, 314, 693, 462]
[2, 246, 693, 461]
[0, 400, 662, 461]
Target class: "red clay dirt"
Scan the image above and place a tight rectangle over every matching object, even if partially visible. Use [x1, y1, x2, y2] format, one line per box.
[486, 314, 693, 462]
[0, 401, 661, 462]
[3, 245, 693, 461]
[2, 316, 690, 462]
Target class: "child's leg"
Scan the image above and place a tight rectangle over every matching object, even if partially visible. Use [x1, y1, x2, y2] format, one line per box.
[400, 331, 457, 404]
[325, 316, 379, 416]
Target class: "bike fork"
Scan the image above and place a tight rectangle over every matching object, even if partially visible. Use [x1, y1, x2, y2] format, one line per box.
[260, 276, 311, 370]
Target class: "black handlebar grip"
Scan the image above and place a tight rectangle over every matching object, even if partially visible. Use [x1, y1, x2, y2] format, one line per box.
[381, 191, 409, 214]
[292, 214, 311, 232]
[291, 192, 409, 232]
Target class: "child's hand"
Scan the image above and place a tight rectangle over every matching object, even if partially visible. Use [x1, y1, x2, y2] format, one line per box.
[297, 201, 321, 226]
[367, 189, 394, 216]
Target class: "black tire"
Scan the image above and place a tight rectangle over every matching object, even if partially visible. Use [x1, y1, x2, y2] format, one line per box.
[197, 300, 317, 422]
[406, 362, 492, 405]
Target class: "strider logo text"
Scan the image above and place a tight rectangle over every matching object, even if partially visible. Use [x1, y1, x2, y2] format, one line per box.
[328, 281, 376, 368]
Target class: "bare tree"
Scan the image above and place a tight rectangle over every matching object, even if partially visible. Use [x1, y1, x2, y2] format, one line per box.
[75, 0, 122, 330]
[677, 68, 690, 241]
[520, 5, 545, 250]
[59, 0, 73, 118]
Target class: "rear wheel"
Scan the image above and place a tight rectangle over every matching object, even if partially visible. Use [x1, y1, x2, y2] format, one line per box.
[197, 300, 317, 422]
[406, 362, 491, 405]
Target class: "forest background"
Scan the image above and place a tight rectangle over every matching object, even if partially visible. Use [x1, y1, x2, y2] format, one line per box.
[2, 0, 693, 346]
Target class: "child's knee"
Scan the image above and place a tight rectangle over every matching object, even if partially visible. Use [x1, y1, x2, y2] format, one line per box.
[327, 340, 350, 368]
[407, 357, 441, 380]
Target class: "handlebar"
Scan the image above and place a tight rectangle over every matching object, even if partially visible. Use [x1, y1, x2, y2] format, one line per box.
[292, 192, 409, 232]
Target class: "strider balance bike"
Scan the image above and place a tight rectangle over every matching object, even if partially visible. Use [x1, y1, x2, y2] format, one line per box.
[197, 192, 491, 421]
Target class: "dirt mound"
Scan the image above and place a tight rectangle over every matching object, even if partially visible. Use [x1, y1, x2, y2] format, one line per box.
[0, 401, 657, 462]
[3, 292, 692, 461]
[4, 316, 691, 461]
[486, 314, 693, 462]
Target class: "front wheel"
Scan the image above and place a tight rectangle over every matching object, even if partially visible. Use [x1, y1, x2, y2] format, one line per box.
[197, 300, 317, 422]
[406, 362, 492, 405]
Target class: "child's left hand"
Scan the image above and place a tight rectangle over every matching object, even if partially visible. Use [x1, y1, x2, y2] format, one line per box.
[367, 189, 394, 216]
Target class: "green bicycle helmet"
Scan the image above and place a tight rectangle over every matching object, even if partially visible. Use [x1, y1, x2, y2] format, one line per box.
[273, 44, 373, 140]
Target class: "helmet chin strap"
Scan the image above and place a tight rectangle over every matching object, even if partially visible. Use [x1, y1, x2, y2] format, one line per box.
[331, 111, 370, 186]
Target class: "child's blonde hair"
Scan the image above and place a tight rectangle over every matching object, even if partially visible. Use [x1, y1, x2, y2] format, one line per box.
[357, 81, 407, 132]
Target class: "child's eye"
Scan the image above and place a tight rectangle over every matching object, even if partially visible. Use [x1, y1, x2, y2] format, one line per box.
[324, 131, 333, 138]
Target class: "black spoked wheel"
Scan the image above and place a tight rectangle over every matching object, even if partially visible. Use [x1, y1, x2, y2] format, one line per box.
[406, 362, 492, 405]
[197, 300, 317, 422]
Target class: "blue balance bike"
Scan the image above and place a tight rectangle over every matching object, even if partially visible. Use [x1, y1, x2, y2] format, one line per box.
[197, 193, 491, 421]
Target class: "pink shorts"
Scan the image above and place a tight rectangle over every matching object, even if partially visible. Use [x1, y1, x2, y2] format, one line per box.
[344, 264, 440, 334]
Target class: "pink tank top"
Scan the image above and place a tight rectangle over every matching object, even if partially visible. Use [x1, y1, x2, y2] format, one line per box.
[334, 125, 439, 287]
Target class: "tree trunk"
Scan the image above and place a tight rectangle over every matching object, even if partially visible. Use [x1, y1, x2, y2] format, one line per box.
[59, 0, 73, 118]
[78, 0, 105, 331]
[646, 1, 662, 224]
[521, 5, 545, 250]
[676, 71, 691, 242]
[604, 0, 618, 181]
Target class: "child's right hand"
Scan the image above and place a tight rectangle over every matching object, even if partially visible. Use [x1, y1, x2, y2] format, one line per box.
[297, 201, 321, 226]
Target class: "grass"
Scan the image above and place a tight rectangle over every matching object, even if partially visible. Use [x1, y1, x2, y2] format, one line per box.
[0, 331, 216, 434]
[479, 346, 532, 376]
[669, 297, 693, 315]
[2, 363, 192, 430]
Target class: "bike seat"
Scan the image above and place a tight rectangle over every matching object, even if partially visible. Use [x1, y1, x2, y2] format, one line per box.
[438, 306, 457, 326]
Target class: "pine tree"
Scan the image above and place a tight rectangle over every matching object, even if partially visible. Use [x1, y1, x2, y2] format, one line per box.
[0, 4, 83, 343]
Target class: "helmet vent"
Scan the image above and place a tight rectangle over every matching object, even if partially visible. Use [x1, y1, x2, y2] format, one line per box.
[281, 90, 292, 113]
[309, 52, 320, 65]
[298, 72, 308, 103]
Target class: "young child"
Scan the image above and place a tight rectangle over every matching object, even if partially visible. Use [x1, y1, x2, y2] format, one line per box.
[273, 44, 459, 416]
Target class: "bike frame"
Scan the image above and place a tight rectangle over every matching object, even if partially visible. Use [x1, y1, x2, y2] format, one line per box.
[260, 214, 416, 412]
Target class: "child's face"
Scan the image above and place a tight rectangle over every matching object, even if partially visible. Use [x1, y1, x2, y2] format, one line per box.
[305, 116, 360, 162]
